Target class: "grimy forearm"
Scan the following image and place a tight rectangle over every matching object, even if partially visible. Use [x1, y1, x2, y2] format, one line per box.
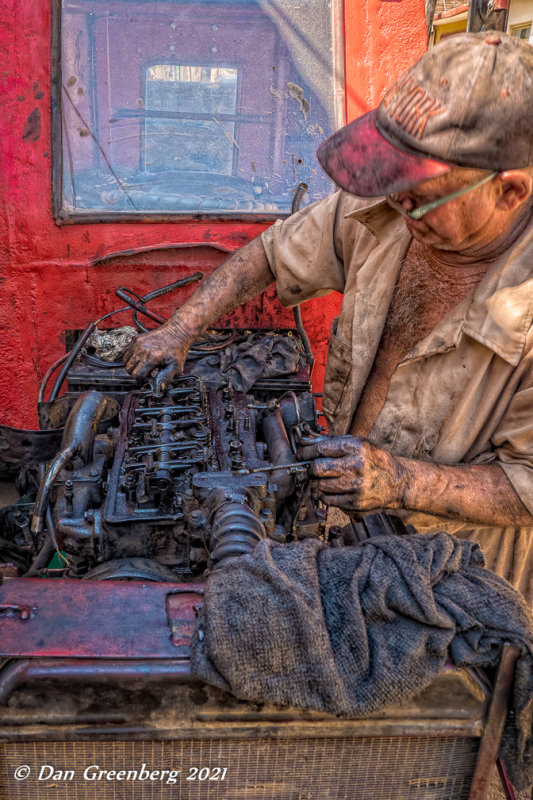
[166, 236, 274, 342]
[396, 459, 533, 526]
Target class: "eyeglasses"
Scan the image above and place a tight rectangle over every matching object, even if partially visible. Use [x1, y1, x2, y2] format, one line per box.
[386, 171, 498, 220]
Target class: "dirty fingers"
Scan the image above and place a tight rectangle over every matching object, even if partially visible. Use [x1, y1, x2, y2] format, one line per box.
[123, 321, 193, 389]
[298, 435, 405, 511]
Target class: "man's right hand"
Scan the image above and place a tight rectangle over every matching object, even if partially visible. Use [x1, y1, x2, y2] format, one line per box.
[123, 318, 193, 393]
[123, 236, 275, 392]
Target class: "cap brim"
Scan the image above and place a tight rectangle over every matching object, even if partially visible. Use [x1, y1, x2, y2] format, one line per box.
[317, 110, 452, 197]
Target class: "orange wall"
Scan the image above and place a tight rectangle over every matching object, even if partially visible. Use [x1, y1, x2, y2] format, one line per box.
[0, 0, 426, 429]
[344, 0, 427, 118]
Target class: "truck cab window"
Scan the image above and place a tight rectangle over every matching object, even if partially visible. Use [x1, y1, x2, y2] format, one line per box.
[55, 0, 344, 220]
[145, 65, 239, 174]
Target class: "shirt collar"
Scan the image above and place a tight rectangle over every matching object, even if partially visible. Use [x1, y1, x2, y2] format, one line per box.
[343, 196, 400, 240]
[462, 230, 533, 366]
[344, 194, 533, 366]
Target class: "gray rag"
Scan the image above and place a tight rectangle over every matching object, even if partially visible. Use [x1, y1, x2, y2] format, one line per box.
[190, 532, 533, 791]
[191, 333, 302, 391]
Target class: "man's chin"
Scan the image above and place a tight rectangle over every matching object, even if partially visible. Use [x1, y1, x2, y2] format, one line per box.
[405, 219, 449, 248]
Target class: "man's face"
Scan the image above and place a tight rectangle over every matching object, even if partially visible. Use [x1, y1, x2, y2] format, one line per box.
[391, 168, 501, 252]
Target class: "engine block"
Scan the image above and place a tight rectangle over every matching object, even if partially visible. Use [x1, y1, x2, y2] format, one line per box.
[6, 333, 327, 582]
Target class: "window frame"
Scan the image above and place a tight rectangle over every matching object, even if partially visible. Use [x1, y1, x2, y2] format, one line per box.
[51, 0, 345, 224]
[509, 21, 532, 40]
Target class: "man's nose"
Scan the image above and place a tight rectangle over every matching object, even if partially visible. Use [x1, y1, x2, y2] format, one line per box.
[398, 195, 416, 212]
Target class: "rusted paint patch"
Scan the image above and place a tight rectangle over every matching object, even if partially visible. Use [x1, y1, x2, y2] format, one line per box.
[22, 108, 41, 142]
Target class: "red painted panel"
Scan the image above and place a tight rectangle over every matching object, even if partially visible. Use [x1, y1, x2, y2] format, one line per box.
[0, 0, 426, 429]
[0, 577, 203, 658]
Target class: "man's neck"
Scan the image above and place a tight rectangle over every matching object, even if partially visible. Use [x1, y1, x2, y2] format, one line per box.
[428, 199, 533, 270]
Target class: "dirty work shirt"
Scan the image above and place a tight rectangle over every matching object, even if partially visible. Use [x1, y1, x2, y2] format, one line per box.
[261, 190, 533, 604]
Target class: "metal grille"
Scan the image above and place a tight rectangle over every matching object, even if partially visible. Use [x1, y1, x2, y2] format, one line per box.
[0, 736, 479, 800]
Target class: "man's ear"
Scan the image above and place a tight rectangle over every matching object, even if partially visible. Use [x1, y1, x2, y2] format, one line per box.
[495, 170, 533, 212]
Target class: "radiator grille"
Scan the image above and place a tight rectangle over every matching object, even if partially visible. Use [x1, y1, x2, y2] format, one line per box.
[0, 736, 479, 800]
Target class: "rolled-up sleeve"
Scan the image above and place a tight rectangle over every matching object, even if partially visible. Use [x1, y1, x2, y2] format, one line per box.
[261, 191, 347, 308]
[492, 354, 533, 515]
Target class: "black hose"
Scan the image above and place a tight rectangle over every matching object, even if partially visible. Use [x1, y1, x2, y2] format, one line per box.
[25, 507, 57, 575]
[117, 273, 204, 329]
[141, 272, 203, 302]
[291, 182, 308, 214]
[81, 352, 124, 369]
[115, 287, 167, 324]
[38, 353, 69, 404]
[44, 273, 205, 398]
[49, 322, 96, 402]
[290, 182, 314, 372]
[293, 305, 314, 369]
[132, 313, 149, 333]
[25, 465, 62, 576]
[39, 308, 131, 402]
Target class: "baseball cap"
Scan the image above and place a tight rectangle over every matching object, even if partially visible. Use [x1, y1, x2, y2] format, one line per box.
[317, 32, 533, 197]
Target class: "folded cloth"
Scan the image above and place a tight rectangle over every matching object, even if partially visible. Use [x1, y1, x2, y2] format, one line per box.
[190, 533, 533, 791]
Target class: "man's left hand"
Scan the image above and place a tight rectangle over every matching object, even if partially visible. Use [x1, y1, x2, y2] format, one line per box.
[298, 435, 404, 512]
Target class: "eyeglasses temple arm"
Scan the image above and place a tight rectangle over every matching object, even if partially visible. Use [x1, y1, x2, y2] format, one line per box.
[409, 171, 499, 219]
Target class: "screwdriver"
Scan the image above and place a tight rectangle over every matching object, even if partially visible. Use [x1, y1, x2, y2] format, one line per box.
[235, 461, 312, 475]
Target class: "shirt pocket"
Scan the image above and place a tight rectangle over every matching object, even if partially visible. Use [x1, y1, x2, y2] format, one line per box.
[322, 316, 353, 431]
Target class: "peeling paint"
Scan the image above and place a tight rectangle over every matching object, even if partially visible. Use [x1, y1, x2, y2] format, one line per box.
[21, 108, 41, 141]
[287, 82, 310, 120]
[269, 85, 286, 101]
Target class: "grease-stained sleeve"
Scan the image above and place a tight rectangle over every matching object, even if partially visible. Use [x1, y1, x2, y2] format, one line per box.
[260, 190, 349, 308]
[492, 342, 533, 516]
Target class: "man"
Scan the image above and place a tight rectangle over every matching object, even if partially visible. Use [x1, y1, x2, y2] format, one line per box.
[124, 32, 533, 603]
